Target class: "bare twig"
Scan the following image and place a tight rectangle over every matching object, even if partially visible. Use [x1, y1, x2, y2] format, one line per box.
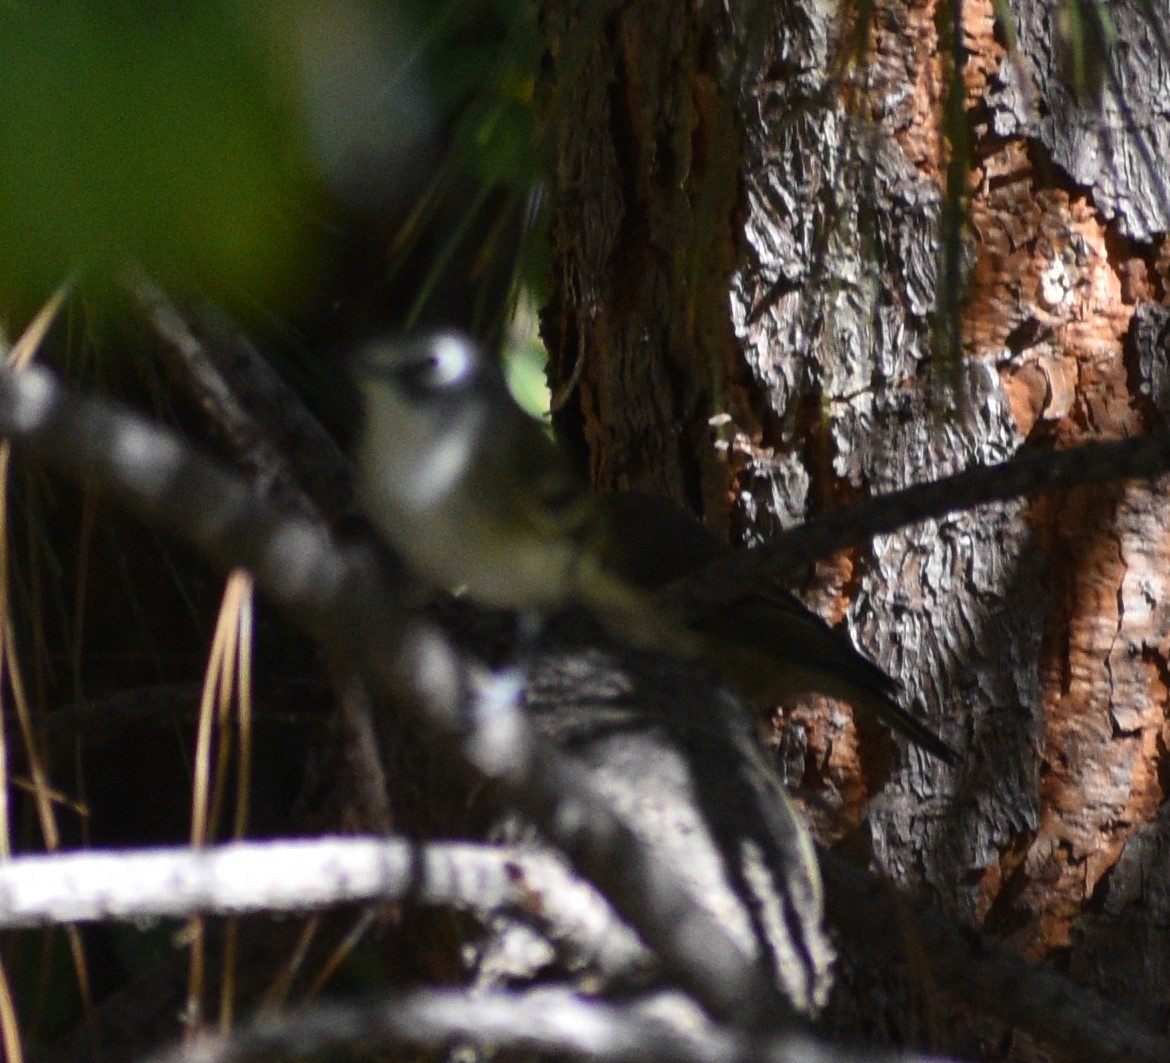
[666, 434, 1170, 612]
[128, 275, 393, 836]
[145, 986, 952, 1063]
[0, 837, 603, 931]
[126, 270, 354, 518]
[6, 831, 1166, 1063]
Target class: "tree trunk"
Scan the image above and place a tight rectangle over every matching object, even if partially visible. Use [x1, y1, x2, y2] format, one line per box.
[537, 0, 1170, 1053]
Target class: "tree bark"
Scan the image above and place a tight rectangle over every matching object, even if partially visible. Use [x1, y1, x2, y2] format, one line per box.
[538, 0, 1170, 1053]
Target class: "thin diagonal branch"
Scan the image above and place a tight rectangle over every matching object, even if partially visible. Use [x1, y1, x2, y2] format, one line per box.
[126, 270, 354, 519]
[666, 434, 1170, 610]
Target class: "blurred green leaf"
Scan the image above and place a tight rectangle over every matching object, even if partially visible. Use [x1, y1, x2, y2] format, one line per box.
[1055, 0, 1117, 104]
[504, 330, 550, 421]
[0, 0, 320, 311]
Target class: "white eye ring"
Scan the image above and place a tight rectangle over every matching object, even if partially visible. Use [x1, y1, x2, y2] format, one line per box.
[427, 334, 474, 387]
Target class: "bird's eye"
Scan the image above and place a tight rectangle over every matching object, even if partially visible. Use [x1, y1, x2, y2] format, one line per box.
[425, 335, 474, 386]
[355, 332, 480, 399]
[395, 334, 473, 393]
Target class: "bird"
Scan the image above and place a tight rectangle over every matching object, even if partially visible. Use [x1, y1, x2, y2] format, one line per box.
[350, 330, 660, 635]
[351, 331, 956, 764]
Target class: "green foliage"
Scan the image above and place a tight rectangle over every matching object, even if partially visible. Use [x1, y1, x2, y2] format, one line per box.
[393, 0, 546, 342]
[444, 5, 541, 190]
[1055, 0, 1118, 104]
[0, 0, 322, 313]
[0, 0, 549, 356]
[504, 327, 552, 421]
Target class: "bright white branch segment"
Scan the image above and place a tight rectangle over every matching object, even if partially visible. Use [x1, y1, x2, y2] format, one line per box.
[0, 837, 537, 928]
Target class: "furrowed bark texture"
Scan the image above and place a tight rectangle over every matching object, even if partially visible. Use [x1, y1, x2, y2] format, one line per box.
[538, 0, 1170, 1054]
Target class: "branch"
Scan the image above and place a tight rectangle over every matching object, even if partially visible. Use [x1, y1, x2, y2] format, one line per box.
[0, 837, 530, 927]
[0, 837, 645, 977]
[145, 986, 954, 1063]
[666, 433, 1170, 609]
[0, 364, 786, 1026]
[127, 274, 394, 830]
[7, 834, 1162, 1063]
[126, 270, 355, 519]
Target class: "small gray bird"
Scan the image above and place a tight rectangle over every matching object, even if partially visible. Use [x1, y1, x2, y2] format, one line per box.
[351, 331, 955, 764]
[351, 331, 655, 631]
